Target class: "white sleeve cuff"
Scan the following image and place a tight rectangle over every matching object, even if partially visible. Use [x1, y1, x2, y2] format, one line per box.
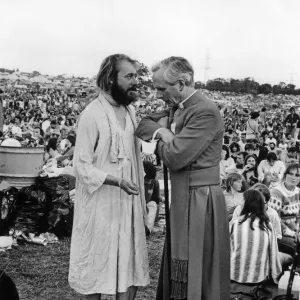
[152, 128, 163, 142]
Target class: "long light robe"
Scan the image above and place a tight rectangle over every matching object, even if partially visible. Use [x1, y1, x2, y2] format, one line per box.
[68, 98, 149, 295]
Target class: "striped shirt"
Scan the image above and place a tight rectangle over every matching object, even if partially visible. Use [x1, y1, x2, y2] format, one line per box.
[230, 217, 282, 284]
[231, 205, 282, 239]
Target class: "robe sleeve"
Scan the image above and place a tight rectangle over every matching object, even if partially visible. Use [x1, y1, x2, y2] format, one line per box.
[156, 110, 220, 172]
[135, 109, 171, 141]
[73, 112, 107, 194]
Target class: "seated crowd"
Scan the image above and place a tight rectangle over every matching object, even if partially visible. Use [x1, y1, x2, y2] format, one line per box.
[222, 107, 300, 287]
[3, 85, 300, 288]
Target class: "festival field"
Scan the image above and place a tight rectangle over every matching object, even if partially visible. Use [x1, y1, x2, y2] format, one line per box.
[0, 230, 164, 300]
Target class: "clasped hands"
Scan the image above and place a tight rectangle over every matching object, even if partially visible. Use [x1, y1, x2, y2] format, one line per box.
[264, 171, 279, 181]
[156, 116, 174, 144]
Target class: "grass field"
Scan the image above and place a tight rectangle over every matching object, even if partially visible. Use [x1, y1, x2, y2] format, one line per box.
[0, 227, 165, 300]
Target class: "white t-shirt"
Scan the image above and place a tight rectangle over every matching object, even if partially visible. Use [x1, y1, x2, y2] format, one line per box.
[278, 143, 288, 151]
[11, 126, 22, 135]
[42, 120, 51, 133]
[257, 159, 286, 189]
[3, 124, 9, 133]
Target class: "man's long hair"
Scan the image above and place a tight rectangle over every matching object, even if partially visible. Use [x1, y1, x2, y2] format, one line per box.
[96, 54, 138, 91]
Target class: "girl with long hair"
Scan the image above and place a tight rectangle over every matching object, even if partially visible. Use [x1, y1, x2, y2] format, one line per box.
[230, 189, 282, 284]
[224, 173, 245, 220]
[229, 142, 240, 163]
[220, 145, 235, 181]
[242, 154, 259, 187]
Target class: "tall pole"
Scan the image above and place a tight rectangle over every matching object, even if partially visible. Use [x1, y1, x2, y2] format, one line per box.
[204, 49, 211, 84]
[289, 71, 297, 85]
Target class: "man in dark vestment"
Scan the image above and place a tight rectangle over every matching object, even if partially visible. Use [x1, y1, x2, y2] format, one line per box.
[135, 57, 230, 300]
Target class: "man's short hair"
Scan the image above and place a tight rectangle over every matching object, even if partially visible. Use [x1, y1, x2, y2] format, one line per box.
[143, 161, 157, 179]
[67, 135, 76, 146]
[151, 56, 194, 87]
[290, 107, 295, 113]
[251, 183, 270, 202]
[46, 138, 58, 152]
[96, 54, 138, 91]
[266, 152, 277, 162]
[237, 151, 248, 160]
[245, 143, 254, 151]
[287, 147, 297, 153]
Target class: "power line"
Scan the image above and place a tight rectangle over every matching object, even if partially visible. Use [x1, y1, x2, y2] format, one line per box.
[203, 49, 210, 83]
[290, 71, 297, 85]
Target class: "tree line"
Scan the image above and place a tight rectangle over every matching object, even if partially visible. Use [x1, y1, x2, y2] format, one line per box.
[2, 66, 299, 96]
[195, 78, 300, 95]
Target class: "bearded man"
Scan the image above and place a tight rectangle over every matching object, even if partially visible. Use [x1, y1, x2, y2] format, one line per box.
[135, 57, 230, 300]
[69, 54, 149, 300]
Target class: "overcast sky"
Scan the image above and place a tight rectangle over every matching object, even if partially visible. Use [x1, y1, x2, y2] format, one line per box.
[1, 0, 299, 85]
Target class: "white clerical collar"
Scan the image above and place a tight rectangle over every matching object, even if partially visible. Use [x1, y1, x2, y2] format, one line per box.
[178, 90, 198, 109]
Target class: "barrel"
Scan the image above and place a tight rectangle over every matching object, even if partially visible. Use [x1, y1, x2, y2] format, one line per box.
[0, 146, 44, 188]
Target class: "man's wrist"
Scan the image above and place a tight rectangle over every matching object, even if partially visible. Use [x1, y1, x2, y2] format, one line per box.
[152, 128, 164, 141]
[156, 128, 170, 140]
[156, 129, 164, 140]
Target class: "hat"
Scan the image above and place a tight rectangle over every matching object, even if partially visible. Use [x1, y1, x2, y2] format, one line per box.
[250, 111, 260, 119]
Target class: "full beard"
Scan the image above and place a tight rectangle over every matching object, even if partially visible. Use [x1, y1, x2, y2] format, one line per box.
[111, 82, 138, 106]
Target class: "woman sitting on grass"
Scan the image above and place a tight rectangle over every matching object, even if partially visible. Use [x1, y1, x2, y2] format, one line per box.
[268, 162, 300, 257]
[230, 189, 282, 284]
[242, 154, 259, 187]
[224, 172, 245, 221]
[220, 145, 235, 182]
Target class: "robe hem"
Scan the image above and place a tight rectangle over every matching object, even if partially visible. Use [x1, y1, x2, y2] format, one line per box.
[69, 280, 150, 295]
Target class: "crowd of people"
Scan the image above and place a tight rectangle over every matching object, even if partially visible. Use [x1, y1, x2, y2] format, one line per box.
[220, 104, 300, 289]
[2, 59, 300, 299]
[0, 87, 84, 149]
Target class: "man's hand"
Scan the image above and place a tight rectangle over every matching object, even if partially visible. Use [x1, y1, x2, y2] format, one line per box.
[120, 179, 139, 196]
[157, 116, 169, 128]
[270, 171, 279, 181]
[157, 128, 174, 144]
[243, 164, 252, 172]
